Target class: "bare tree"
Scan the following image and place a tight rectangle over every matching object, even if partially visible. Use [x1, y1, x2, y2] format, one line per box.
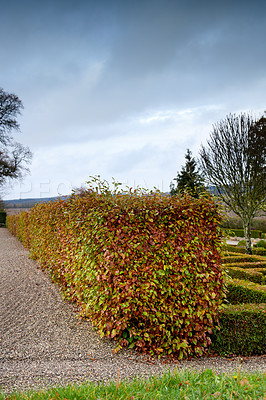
[0, 88, 32, 188]
[200, 112, 266, 254]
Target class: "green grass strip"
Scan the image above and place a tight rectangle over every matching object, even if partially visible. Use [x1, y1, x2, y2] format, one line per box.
[1, 369, 266, 400]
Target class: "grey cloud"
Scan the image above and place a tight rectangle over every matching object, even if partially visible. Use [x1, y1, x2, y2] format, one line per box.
[108, 144, 158, 174]
[1, 0, 265, 150]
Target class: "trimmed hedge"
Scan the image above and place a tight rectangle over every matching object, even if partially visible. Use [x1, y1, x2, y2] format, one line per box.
[226, 279, 266, 304]
[224, 261, 266, 270]
[254, 239, 266, 248]
[221, 216, 266, 234]
[253, 247, 266, 256]
[222, 251, 246, 257]
[7, 187, 225, 359]
[225, 267, 266, 285]
[223, 228, 262, 239]
[0, 211, 6, 225]
[222, 244, 266, 256]
[222, 255, 266, 264]
[222, 245, 246, 254]
[252, 268, 266, 275]
[211, 303, 266, 356]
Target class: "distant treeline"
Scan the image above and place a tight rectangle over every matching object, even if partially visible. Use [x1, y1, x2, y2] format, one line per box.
[4, 196, 69, 209]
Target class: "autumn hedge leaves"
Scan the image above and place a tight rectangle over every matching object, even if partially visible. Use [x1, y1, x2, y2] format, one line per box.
[7, 186, 225, 359]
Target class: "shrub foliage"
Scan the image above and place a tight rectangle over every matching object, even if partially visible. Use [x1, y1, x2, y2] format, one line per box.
[7, 181, 225, 359]
[0, 211, 6, 224]
[222, 254, 265, 264]
[211, 303, 266, 356]
[226, 266, 266, 285]
[226, 279, 266, 304]
[223, 228, 262, 239]
[253, 247, 266, 256]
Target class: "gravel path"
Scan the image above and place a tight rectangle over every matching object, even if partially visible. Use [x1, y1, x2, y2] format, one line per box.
[0, 227, 265, 395]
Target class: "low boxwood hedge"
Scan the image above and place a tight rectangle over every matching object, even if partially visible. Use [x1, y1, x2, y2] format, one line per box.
[252, 268, 266, 276]
[226, 279, 266, 304]
[211, 303, 266, 356]
[253, 247, 266, 256]
[225, 267, 266, 285]
[223, 228, 263, 239]
[222, 245, 266, 256]
[223, 245, 246, 254]
[254, 239, 266, 248]
[224, 261, 266, 270]
[222, 255, 266, 264]
[222, 252, 246, 258]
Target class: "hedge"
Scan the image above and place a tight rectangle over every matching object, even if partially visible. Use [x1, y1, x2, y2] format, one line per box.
[254, 239, 266, 249]
[252, 268, 266, 275]
[211, 303, 266, 356]
[221, 216, 266, 233]
[222, 245, 246, 254]
[225, 267, 266, 285]
[253, 247, 266, 256]
[0, 211, 6, 225]
[222, 251, 246, 257]
[226, 279, 266, 304]
[222, 255, 266, 264]
[222, 244, 266, 256]
[223, 261, 266, 270]
[7, 185, 225, 359]
[223, 228, 262, 239]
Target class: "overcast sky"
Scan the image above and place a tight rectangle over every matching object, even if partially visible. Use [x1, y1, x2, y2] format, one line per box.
[1, 0, 265, 199]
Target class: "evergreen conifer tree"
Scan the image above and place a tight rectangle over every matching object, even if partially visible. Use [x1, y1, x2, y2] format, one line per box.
[170, 149, 205, 197]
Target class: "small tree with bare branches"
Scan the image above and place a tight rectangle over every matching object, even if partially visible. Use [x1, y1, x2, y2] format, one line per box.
[200, 112, 266, 254]
[0, 88, 32, 188]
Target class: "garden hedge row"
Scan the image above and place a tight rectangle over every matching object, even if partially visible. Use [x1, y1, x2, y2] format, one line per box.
[211, 303, 266, 356]
[223, 252, 245, 257]
[225, 266, 266, 285]
[7, 186, 225, 359]
[223, 244, 266, 256]
[221, 216, 266, 233]
[217, 244, 266, 355]
[223, 245, 246, 254]
[0, 211, 6, 225]
[222, 255, 266, 264]
[223, 228, 263, 239]
[253, 247, 266, 256]
[224, 261, 266, 270]
[226, 279, 266, 304]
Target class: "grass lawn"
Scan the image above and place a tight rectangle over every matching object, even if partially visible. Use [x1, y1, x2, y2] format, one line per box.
[1, 368, 265, 400]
